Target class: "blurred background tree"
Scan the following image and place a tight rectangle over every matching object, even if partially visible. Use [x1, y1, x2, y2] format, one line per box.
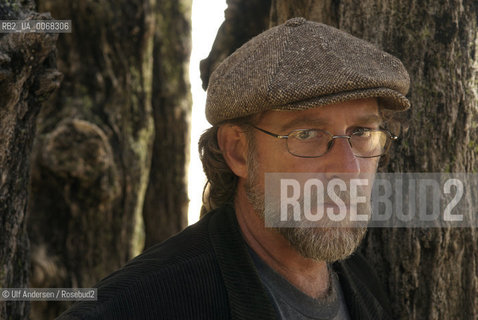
[26, 0, 190, 318]
[0, 1, 61, 318]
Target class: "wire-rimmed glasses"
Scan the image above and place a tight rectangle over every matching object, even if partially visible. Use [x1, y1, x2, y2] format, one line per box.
[251, 126, 397, 158]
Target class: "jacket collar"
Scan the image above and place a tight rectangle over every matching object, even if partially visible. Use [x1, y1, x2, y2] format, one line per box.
[208, 204, 277, 320]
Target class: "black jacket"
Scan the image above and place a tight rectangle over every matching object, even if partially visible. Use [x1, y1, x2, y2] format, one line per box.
[58, 205, 393, 319]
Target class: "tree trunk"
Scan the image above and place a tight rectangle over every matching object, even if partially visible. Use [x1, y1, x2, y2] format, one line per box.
[329, 1, 478, 319]
[200, 0, 272, 90]
[0, 1, 61, 319]
[201, 1, 478, 319]
[28, 0, 155, 318]
[142, 0, 192, 250]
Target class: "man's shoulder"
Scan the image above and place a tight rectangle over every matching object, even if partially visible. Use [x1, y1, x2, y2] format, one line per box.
[103, 208, 219, 284]
[58, 209, 231, 320]
[131, 210, 215, 265]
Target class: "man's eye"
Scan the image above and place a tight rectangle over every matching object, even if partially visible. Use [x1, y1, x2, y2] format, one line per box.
[353, 128, 373, 136]
[294, 130, 320, 141]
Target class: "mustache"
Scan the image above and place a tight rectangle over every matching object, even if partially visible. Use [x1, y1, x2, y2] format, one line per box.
[264, 184, 372, 228]
[282, 184, 371, 207]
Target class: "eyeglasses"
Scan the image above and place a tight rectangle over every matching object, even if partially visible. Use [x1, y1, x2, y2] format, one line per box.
[251, 125, 397, 158]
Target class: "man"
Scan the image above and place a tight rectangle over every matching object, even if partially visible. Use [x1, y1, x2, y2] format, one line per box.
[59, 17, 409, 319]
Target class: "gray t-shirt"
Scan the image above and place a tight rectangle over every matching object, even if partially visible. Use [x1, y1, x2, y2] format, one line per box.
[248, 247, 351, 320]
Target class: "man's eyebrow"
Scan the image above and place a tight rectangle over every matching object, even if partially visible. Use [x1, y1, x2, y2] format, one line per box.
[279, 117, 328, 132]
[354, 114, 383, 126]
[278, 113, 383, 132]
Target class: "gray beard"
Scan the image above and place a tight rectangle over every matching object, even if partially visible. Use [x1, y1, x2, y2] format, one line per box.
[244, 151, 368, 262]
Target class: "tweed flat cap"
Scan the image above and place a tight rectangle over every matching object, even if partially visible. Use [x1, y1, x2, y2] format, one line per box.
[206, 17, 410, 125]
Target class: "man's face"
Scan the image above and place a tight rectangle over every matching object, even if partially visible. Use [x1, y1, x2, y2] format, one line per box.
[244, 98, 381, 262]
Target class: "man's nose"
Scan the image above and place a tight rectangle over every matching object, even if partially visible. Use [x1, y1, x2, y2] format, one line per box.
[323, 137, 360, 178]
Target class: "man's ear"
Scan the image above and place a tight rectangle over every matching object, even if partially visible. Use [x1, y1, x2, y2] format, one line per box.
[217, 124, 248, 179]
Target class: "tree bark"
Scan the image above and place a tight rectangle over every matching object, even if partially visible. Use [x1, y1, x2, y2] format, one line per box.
[201, 1, 478, 319]
[200, 0, 272, 89]
[142, 0, 192, 250]
[0, 2, 61, 319]
[28, 0, 155, 318]
[330, 1, 478, 319]
[269, 0, 338, 27]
